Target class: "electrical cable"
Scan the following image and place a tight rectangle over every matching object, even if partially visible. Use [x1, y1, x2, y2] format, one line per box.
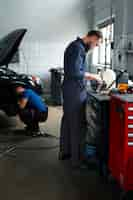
[110, 0, 114, 69]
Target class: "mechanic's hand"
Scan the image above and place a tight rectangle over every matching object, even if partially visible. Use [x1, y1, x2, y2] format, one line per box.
[84, 72, 101, 81]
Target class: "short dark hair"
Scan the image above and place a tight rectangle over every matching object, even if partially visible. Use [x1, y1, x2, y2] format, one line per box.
[87, 30, 103, 39]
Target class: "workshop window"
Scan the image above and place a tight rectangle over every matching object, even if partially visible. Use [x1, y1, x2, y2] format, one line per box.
[92, 22, 114, 67]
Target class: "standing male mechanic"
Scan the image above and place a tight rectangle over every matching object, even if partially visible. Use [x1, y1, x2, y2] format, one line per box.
[59, 30, 103, 168]
[16, 86, 48, 136]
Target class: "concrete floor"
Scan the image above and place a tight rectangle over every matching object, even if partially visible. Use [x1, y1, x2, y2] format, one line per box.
[0, 107, 62, 138]
[0, 108, 131, 200]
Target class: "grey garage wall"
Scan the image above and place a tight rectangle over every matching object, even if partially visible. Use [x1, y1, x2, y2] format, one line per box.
[88, 0, 133, 75]
[93, 0, 114, 26]
[88, 0, 115, 72]
[113, 0, 133, 75]
[0, 0, 90, 80]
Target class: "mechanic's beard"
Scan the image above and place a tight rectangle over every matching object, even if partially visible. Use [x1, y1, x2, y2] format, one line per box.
[85, 43, 91, 52]
[87, 49, 93, 55]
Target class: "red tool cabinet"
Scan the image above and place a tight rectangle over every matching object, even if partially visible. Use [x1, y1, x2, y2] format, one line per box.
[109, 94, 133, 191]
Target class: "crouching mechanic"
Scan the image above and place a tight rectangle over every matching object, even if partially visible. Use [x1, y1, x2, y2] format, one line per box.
[16, 85, 48, 136]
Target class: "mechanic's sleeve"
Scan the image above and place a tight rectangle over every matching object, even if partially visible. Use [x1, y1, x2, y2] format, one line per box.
[18, 91, 29, 109]
[64, 45, 85, 79]
[18, 98, 28, 109]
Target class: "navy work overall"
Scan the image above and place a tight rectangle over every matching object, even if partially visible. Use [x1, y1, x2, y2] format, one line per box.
[60, 38, 87, 165]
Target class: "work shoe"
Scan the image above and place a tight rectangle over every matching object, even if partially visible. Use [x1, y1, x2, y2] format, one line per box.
[58, 152, 71, 161]
[32, 129, 42, 137]
[25, 127, 33, 136]
[25, 126, 40, 137]
[71, 160, 89, 171]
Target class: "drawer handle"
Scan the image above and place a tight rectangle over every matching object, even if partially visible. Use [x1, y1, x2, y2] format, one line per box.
[128, 142, 133, 146]
[128, 125, 133, 128]
[128, 133, 133, 138]
[128, 116, 133, 120]
[128, 107, 133, 111]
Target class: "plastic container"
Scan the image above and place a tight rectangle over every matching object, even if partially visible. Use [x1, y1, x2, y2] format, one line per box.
[117, 71, 129, 93]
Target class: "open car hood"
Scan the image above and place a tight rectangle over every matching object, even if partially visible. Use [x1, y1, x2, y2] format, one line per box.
[0, 29, 27, 67]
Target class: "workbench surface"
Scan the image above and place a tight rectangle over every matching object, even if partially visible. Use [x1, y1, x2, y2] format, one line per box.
[87, 92, 110, 102]
[112, 94, 133, 102]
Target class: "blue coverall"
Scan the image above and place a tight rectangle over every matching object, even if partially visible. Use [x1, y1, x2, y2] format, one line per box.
[60, 37, 87, 166]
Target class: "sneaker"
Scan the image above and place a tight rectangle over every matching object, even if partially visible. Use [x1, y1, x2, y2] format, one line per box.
[32, 130, 41, 137]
